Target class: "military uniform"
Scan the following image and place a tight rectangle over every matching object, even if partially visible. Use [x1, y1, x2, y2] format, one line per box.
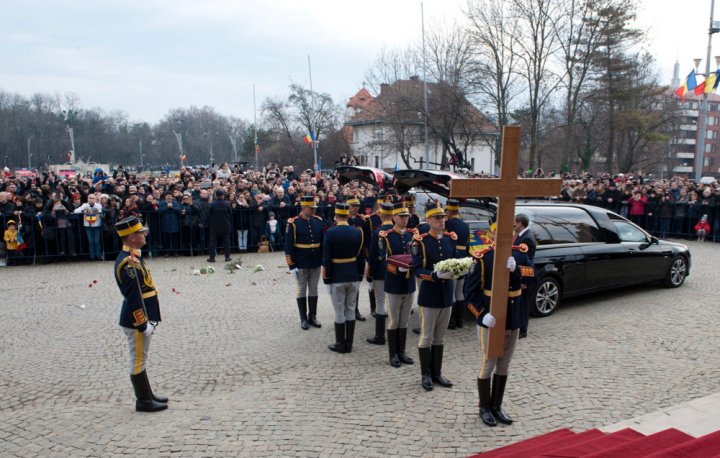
[366, 203, 395, 345]
[444, 199, 471, 329]
[323, 202, 365, 353]
[411, 201, 457, 391]
[114, 215, 167, 413]
[346, 196, 370, 321]
[380, 203, 417, 367]
[285, 196, 325, 330]
[464, 244, 535, 426]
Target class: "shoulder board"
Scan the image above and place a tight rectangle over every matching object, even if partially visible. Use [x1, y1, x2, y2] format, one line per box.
[413, 232, 428, 241]
[512, 243, 529, 253]
[287, 217, 297, 224]
[444, 231, 457, 240]
[379, 230, 388, 237]
[408, 228, 418, 234]
[312, 215, 323, 220]
[471, 247, 492, 259]
[358, 214, 368, 220]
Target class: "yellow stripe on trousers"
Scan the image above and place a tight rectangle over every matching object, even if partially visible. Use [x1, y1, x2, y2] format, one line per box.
[418, 306, 426, 347]
[134, 330, 144, 375]
[479, 326, 487, 379]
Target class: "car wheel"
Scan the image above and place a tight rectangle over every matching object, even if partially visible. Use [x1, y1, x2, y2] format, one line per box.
[531, 277, 561, 317]
[663, 255, 687, 288]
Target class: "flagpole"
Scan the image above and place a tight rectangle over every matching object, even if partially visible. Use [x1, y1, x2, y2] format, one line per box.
[253, 83, 258, 170]
[695, 0, 718, 182]
[421, 2, 430, 168]
[308, 54, 318, 171]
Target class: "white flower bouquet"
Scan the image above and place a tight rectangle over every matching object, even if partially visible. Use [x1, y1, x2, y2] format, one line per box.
[433, 257, 473, 278]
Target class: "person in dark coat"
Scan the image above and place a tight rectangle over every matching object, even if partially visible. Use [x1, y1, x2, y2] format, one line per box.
[158, 193, 181, 257]
[513, 213, 537, 339]
[207, 189, 232, 262]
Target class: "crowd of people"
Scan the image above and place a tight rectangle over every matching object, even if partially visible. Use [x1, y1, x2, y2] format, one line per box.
[1, 163, 719, 266]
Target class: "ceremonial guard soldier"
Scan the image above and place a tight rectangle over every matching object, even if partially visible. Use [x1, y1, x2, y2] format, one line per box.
[444, 199, 470, 330]
[513, 213, 537, 339]
[464, 235, 535, 427]
[322, 202, 365, 353]
[411, 201, 457, 391]
[366, 202, 395, 345]
[284, 195, 325, 330]
[404, 194, 420, 230]
[380, 203, 417, 367]
[347, 195, 370, 321]
[114, 215, 168, 412]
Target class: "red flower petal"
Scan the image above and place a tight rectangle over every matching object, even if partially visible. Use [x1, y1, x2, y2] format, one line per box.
[93, 280, 98, 284]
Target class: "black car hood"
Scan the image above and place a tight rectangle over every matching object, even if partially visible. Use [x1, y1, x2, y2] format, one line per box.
[335, 166, 394, 189]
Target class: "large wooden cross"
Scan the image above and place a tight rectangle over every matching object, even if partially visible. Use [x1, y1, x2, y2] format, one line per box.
[450, 126, 562, 358]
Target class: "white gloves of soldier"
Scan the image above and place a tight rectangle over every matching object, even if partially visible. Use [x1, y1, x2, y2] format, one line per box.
[290, 268, 299, 278]
[507, 256, 516, 272]
[436, 270, 454, 280]
[143, 323, 155, 336]
[324, 283, 332, 294]
[398, 267, 409, 273]
[482, 314, 496, 328]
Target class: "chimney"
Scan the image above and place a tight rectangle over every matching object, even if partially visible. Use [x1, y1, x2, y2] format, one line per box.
[409, 75, 420, 81]
[671, 60, 680, 88]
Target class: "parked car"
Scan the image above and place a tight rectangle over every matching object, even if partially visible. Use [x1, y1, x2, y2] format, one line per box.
[336, 167, 692, 317]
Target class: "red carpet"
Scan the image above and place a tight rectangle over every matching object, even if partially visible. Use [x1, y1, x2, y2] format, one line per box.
[470, 427, 720, 458]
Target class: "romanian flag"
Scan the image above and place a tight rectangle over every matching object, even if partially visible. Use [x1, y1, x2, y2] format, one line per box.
[16, 222, 26, 251]
[695, 80, 707, 95]
[180, 154, 187, 161]
[705, 69, 720, 93]
[304, 131, 315, 145]
[675, 69, 698, 103]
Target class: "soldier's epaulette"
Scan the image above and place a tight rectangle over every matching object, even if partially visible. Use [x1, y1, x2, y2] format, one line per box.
[520, 266, 535, 277]
[359, 214, 368, 220]
[408, 228, 418, 234]
[379, 230, 388, 237]
[313, 215, 323, 220]
[471, 247, 492, 259]
[467, 303, 484, 319]
[287, 217, 297, 224]
[512, 243, 529, 253]
[444, 231, 458, 240]
[413, 232, 429, 241]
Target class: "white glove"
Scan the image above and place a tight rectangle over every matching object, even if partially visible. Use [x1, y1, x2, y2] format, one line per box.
[436, 270, 454, 280]
[143, 322, 155, 336]
[507, 256, 516, 272]
[457, 269, 469, 277]
[482, 314, 496, 328]
[398, 267, 409, 273]
[290, 268, 299, 278]
[324, 283, 332, 294]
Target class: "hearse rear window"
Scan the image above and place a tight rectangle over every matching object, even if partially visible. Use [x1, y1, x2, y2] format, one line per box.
[523, 207, 603, 245]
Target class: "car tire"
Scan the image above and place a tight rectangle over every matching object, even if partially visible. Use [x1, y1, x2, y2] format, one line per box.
[531, 276, 561, 317]
[662, 255, 688, 288]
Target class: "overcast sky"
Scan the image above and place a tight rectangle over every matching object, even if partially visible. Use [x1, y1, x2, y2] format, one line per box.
[0, 0, 714, 123]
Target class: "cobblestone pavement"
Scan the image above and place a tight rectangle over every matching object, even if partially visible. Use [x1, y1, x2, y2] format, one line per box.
[0, 240, 717, 457]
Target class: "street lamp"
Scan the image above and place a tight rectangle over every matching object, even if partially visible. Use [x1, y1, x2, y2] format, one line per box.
[693, 0, 720, 182]
[27, 136, 32, 169]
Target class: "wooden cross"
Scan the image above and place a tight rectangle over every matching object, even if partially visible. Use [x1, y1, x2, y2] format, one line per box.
[450, 126, 562, 358]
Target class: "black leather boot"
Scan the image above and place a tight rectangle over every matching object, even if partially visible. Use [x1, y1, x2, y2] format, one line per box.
[478, 378, 496, 426]
[354, 292, 366, 321]
[491, 374, 513, 425]
[454, 302, 464, 328]
[430, 345, 453, 388]
[307, 296, 321, 328]
[297, 297, 309, 330]
[419, 347, 433, 391]
[345, 320, 356, 353]
[397, 328, 414, 364]
[387, 329, 400, 368]
[140, 370, 168, 403]
[367, 314, 386, 345]
[369, 288, 377, 317]
[448, 303, 457, 329]
[328, 322, 347, 353]
[131, 371, 168, 412]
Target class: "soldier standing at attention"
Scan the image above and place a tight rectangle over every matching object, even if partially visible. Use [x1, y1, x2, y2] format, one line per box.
[405, 194, 420, 230]
[366, 202, 396, 345]
[380, 203, 417, 367]
[347, 195, 370, 321]
[323, 202, 365, 353]
[411, 201, 457, 391]
[444, 199, 470, 330]
[464, 230, 536, 427]
[513, 213, 537, 339]
[114, 215, 167, 412]
[284, 195, 325, 330]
